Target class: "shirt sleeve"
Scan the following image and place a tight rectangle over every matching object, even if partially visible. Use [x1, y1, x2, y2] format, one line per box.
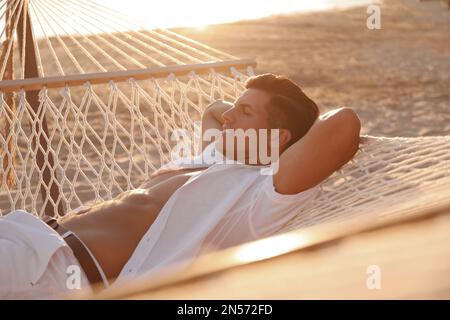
[247, 175, 320, 239]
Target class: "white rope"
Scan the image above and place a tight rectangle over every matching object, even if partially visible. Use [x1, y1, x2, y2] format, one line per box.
[35, 0, 108, 73]
[44, 0, 140, 70]
[1, 66, 450, 259]
[0, 0, 9, 16]
[40, 0, 125, 71]
[74, 0, 235, 62]
[0, 0, 20, 42]
[19, 0, 26, 79]
[0, 70, 248, 216]
[2, 0, 250, 80]
[31, 0, 85, 74]
[0, 0, 24, 78]
[29, 0, 60, 76]
[158, 28, 237, 60]
[58, 0, 167, 68]
[69, 0, 198, 66]
[74, 0, 236, 64]
[25, 1, 44, 78]
[275, 135, 450, 234]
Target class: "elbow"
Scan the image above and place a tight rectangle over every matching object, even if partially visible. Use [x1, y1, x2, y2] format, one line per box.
[349, 110, 362, 155]
[338, 107, 361, 147]
[337, 107, 361, 128]
[333, 108, 362, 162]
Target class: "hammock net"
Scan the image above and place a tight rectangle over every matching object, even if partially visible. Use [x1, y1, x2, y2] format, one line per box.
[0, 0, 254, 216]
[1, 0, 450, 238]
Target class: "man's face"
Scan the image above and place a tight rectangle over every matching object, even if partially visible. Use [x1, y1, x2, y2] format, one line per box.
[222, 88, 271, 132]
[216, 88, 277, 164]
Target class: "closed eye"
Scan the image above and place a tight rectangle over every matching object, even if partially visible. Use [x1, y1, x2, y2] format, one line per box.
[242, 105, 252, 115]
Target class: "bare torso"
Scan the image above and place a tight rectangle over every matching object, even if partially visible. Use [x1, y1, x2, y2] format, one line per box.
[58, 168, 205, 281]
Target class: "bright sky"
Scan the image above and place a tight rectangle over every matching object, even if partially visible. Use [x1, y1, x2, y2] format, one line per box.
[1, 0, 374, 40]
[94, 0, 374, 29]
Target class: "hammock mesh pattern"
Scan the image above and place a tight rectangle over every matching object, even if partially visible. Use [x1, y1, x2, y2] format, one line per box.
[0, 70, 251, 216]
[1, 0, 238, 79]
[1, 0, 450, 235]
[2, 70, 450, 229]
[277, 135, 450, 233]
[0, 0, 256, 217]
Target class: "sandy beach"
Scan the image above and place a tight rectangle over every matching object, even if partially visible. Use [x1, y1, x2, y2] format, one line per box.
[173, 0, 450, 137]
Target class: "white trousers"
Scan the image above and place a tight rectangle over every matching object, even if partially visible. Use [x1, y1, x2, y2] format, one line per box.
[0, 211, 92, 299]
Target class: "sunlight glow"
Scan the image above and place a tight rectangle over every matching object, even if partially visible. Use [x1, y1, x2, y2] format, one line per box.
[95, 0, 374, 29]
[1, 0, 374, 40]
[234, 233, 308, 263]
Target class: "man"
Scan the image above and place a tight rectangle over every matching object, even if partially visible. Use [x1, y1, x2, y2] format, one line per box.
[0, 74, 361, 298]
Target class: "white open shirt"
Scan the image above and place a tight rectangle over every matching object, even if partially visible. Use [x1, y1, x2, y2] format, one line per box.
[116, 145, 321, 283]
[1, 143, 320, 290]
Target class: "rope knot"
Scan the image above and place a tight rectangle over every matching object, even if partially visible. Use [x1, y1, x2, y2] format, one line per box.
[166, 73, 177, 82]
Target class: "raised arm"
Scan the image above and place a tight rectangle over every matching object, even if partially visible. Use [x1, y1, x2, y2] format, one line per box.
[273, 107, 361, 194]
[139, 100, 232, 188]
[200, 99, 233, 152]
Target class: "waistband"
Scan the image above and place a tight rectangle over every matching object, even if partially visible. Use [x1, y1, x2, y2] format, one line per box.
[43, 217, 109, 292]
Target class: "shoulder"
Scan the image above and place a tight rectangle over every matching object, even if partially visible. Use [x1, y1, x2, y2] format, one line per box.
[273, 107, 361, 195]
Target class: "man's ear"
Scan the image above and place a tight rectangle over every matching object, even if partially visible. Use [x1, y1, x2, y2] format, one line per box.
[278, 129, 292, 150]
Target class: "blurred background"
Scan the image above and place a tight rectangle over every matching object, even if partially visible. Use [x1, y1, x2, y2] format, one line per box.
[168, 0, 450, 137]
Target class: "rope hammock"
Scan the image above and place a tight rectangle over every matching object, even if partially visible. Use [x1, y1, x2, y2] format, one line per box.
[0, 0, 255, 217]
[1, 0, 450, 242]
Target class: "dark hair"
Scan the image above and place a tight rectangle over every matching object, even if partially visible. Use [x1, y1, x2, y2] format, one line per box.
[245, 73, 319, 147]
